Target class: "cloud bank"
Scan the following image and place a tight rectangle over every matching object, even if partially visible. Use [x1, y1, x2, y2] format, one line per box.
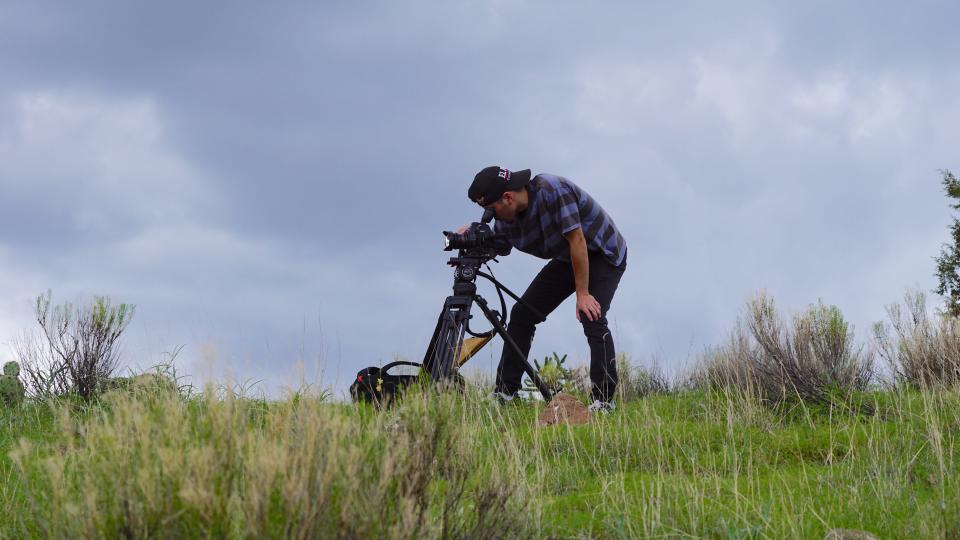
[1, 1, 958, 397]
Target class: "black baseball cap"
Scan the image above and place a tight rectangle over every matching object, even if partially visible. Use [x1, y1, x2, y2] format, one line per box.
[467, 166, 532, 206]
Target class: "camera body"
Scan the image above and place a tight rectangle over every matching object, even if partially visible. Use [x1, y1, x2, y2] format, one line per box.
[442, 222, 512, 259]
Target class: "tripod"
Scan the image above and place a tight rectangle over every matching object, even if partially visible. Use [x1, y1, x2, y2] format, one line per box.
[420, 249, 554, 401]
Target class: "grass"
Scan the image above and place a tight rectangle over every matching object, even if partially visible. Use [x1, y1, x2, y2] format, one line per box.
[1, 384, 959, 538]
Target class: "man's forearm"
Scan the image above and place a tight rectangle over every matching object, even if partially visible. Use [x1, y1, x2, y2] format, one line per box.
[569, 235, 590, 296]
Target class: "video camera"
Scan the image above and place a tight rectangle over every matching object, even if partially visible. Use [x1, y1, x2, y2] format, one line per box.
[441, 208, 512, 259]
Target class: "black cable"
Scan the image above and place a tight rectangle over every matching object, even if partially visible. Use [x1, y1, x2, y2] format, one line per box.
[484, 262, 509, 325]
[463, 263, 506, 338]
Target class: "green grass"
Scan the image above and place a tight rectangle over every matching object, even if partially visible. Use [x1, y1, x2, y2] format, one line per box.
[0, 400, 57, 535]
[2, 386, 959, 538]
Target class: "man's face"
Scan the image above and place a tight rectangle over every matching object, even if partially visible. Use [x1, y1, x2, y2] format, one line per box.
[483, 191, 519, 222]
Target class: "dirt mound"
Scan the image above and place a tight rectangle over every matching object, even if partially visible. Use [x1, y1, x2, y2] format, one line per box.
[536, 393, 591, 427]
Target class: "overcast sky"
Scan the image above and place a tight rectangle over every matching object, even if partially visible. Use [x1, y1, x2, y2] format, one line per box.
[2, 1, 958, 398]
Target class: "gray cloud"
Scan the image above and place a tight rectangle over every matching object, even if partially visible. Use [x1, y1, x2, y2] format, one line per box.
[1, 0, 959, 396]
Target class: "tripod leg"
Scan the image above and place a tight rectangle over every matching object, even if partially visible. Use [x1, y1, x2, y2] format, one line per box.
[421, 310, 445, 375]
[423, 296, 472, 383]
[433, 312, 462, 380]
[473, 295, 553, 401]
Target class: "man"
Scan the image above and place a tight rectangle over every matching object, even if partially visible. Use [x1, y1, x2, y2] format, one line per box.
[463, 166, 627, 412]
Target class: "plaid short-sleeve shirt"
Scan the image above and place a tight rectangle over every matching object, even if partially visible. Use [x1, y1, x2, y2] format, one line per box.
[493, 173, 627, 267]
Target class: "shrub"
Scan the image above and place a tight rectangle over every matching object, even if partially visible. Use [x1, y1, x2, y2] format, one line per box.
[616, 353, 671, 402]
[691, 292, 873, 405]
[0, 361, 25, 406]
[15, 291, 134, 401]
[105, 372, 180, 397]
[874, 290, 960, 389]
[685, 321, 757, 392]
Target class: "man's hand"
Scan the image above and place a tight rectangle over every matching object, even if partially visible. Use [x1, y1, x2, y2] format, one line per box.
[456, 223, 470, 234]
[564, 227, 599, 322]
[576, 292, 602, 322]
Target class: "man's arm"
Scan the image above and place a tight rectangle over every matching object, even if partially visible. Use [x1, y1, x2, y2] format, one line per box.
[565, 227, 590, 295]
[565, 227, 601, 321]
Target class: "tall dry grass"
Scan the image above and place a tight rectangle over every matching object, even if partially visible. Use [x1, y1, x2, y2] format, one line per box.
[8, 383, 537, 539]
[875, 290, 960, 389]
[615, 353, 672, 403]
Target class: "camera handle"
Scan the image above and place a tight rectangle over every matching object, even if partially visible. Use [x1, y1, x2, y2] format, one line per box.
[421, 276, 553, 401]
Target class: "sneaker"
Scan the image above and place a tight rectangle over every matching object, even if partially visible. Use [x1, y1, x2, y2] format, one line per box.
[487, 390, 519, 404]
[588, 400, 616, 414]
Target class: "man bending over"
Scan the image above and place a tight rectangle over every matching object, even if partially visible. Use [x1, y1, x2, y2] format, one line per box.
[462, 166, 628, 412]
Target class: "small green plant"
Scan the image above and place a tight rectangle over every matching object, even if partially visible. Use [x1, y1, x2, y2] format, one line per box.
[0, 361, 25, 406]
[522, 351, 572, 395]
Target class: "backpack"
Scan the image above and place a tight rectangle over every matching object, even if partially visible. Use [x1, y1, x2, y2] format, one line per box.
[349, 359, 471, 407]
[349, 360, 422, 407]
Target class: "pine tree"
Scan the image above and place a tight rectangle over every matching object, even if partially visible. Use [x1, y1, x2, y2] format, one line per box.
[935, 170, 960, 317]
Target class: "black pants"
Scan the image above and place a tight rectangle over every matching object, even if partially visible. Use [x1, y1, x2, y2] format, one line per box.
[495, 249, 627, 402]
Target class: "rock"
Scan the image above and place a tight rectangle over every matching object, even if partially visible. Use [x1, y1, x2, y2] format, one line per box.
[537, 393, 591, 427]
[824, 529, 879, 540]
